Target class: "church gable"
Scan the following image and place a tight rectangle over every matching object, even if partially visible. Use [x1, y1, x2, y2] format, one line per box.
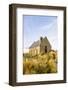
[40, 37, 51, 54]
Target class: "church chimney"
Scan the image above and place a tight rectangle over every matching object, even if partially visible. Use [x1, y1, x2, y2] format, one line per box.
[40, 37, 43, 42]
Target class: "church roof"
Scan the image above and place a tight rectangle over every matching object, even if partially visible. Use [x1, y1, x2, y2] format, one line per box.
[29, 40, 40, 49]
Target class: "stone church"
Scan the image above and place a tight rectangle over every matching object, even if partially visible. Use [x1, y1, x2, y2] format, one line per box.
[29, 37, 51, 55]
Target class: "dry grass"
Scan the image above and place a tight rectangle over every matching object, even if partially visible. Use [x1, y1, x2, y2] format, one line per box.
[23, 50, 58, 74]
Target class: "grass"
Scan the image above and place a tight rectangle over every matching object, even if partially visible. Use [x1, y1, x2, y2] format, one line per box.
[23, 50, 57, 75]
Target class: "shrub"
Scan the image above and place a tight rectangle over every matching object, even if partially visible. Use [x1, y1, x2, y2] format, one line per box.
[23, 50, 57, 74]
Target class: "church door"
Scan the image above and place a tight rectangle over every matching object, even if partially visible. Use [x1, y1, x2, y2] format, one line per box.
[45, 46, 47, 53]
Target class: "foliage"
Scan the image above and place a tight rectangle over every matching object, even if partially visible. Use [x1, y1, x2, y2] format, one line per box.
[23, 50, 58, 74]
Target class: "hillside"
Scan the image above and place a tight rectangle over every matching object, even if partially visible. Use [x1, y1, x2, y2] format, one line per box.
[23, 50, 57, 74]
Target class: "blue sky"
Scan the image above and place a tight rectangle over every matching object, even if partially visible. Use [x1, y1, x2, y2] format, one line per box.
[23, 15, 58, 52]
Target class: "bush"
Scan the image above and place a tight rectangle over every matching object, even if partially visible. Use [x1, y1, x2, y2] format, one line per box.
[23, 50, 57, 74]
